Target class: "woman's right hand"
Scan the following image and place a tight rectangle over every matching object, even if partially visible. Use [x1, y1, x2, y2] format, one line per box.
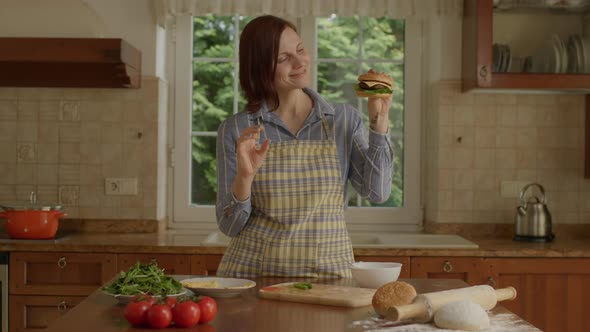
[236, 126, 270, 180]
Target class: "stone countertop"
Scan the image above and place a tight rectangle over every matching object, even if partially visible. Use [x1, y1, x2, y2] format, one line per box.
[0, 230, 589, 257]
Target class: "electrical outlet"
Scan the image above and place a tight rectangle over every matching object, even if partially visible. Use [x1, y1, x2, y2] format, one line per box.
[105, 178, 138, 195]
[500, 181, 532, 198]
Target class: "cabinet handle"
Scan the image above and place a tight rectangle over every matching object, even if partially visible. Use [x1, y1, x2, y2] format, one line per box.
[57, 257, 67, 269]
[478, 65, 489, 82]
[57, 300, 67, 312]
[442, 261, 453, 273]
[488, 276, 496, 287]
[150, 258, 158, 265]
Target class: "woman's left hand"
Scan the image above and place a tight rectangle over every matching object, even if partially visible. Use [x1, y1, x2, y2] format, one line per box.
[367, 95, 392, 134]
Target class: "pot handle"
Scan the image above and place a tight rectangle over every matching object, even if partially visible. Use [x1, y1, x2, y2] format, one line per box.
[519, 183, 546, 205]
[57, 212, 67, 218]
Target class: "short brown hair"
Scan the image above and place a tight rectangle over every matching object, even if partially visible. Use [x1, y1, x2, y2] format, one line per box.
[239, 15, 297, 113]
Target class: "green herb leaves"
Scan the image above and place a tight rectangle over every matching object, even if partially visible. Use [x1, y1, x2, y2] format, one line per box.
[293, 282, 313, 290]
[102, 262, 183, 296]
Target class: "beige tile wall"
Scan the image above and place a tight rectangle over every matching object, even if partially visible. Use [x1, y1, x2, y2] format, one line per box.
[425, 81, 589, 224]
[0, 78, 164, 220]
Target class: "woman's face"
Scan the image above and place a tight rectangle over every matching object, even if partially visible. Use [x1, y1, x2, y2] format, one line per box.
[273, 27, 310, 94]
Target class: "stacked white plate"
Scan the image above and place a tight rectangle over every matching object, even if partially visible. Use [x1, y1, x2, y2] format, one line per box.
[529, 34, 589, 74]
[566, 34, 589, 73]
[493, 43, 512, 72]
[531, 34, 565, 73]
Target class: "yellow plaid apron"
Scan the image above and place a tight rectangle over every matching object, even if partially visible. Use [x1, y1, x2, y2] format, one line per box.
[217, 117, 354, 278]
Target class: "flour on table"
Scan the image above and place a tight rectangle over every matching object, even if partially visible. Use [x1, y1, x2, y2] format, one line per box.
[349, 313, 541, 331]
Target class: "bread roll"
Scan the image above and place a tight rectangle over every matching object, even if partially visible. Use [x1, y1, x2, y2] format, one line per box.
[372, 281, 417, 317]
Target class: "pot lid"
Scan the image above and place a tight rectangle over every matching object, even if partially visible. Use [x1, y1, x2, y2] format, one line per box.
[0, 192, 62, 211]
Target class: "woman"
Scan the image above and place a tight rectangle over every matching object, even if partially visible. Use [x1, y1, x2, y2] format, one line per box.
[215, 15, 394, 278]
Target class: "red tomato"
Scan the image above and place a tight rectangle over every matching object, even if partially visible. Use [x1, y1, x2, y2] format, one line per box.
[124, 297, 152, 327]
[165, 296, 178, 308]
[172, 300, 201, 328]
[196, 296, 217, 324]
[147, 303, 173, 329]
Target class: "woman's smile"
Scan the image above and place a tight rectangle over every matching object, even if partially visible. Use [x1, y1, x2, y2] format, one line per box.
[290, 69, 307, 78]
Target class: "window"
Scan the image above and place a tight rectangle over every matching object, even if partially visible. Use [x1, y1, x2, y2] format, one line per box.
[171, 14, 422, 231]
[313, 16, 405, 208]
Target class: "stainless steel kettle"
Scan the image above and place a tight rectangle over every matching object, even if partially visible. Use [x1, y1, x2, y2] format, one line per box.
[514, 183, 554, 242]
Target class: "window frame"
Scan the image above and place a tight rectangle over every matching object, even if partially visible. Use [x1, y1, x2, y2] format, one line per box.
[169, 15, 422, 231]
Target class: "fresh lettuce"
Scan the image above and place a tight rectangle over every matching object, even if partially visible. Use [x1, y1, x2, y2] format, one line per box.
[354, 83, 392, 94]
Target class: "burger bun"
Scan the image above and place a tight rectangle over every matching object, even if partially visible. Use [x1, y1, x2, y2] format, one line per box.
[372, 281, 417, 317]
[357, 70, 393, 88]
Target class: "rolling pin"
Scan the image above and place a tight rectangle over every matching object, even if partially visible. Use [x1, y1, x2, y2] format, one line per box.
[385, 285, 517, 323]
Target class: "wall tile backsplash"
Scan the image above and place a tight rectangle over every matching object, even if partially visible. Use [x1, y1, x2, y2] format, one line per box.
[6, 77, 587, 225]
[426, 81, 589, 225]
[0, 78, 164, 220]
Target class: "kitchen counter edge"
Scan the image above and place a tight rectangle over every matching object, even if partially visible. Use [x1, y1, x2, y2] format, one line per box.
[0, 232, 588, 257]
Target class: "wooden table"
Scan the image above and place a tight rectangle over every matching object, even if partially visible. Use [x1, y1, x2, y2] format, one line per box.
[45, 277, 540, 332]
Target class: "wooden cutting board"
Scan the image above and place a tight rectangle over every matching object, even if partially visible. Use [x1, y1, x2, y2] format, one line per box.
[258, 282, 376, 307]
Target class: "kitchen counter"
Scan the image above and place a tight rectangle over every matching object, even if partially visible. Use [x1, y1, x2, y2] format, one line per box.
[1, 231, 590, 257]
[44, 277, 540, 332]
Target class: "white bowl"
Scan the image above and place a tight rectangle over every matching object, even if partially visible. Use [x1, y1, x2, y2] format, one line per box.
[350, 262, 402, 289]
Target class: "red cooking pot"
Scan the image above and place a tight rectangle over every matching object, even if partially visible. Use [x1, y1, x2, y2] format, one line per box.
[0, 192, 66, 239]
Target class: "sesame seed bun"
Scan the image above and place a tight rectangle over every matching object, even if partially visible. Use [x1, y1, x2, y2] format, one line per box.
[372, 281, 417, 317]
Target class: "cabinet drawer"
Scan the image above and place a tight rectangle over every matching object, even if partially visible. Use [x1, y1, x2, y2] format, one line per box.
[117, 253, 191, 275]
[9, 295, 85, 332]
[190, 254, 223, 276]
[10, 252, 117, 296]
[411, 257, 486, 286]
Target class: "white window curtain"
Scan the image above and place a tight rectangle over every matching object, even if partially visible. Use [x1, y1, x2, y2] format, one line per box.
[154, 0, 462, 25]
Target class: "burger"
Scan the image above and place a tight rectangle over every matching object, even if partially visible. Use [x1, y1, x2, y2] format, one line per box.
[354, 69, 393, 98]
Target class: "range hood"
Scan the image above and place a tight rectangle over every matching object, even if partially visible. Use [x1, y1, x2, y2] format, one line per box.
[0, 38, 141, 88]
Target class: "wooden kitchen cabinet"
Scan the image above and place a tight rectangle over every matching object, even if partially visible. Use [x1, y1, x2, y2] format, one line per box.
[410, 257, 487, 286]
[485, 258, 590, 332]
[190, 255, 207, 275]
[354, 256, 411, 278]
[117, 253, 191, 275]
[463, 0, 590, 177]
[463, 0, 590, 91]
[9, 295, 84, 332]
[0, 38, 141, 89]
[10, 252, 118, 296]
[190, 254, 223, 276]
[9, 252, 117, 332]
